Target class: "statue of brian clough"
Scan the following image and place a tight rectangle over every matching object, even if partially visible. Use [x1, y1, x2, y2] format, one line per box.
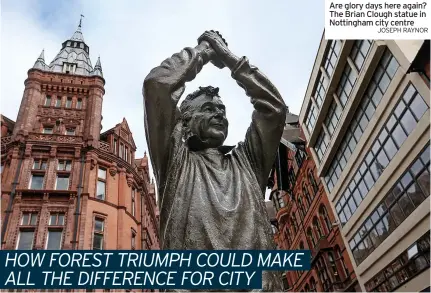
[143, 31, 287, 291]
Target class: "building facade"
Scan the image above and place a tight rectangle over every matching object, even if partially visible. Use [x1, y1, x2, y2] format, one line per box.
[1, 20, 159, 262]
[268, 114, 360, 292]
[299, 37, 430, 292]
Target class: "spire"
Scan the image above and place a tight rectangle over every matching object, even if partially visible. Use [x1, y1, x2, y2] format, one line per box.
[33, 49, 47, 70]
[70, 15, 85, 42]
[92, 56, 103, 77]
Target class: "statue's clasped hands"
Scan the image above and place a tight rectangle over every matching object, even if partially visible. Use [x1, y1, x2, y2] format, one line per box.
[196, 30, 231, 69]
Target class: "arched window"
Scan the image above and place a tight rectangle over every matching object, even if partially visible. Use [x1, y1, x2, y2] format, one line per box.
[299, 241, 305, 250]
[313, 216, 323, 240]
[317, 258, 331, 291]
[302, 182, 312, 206]
[290, 217, 297, 234]
[297, 197, 305, 220]
[335, 245, 349, 278]
[304, 284, 310, 292]
[307, 227, 316, 248]
[308, 169, 319, 194]
[310, 277, 317, 292]
[328, 252, 341, 282]
[319, 205, 332, 234]
[284, 228, 291, 247]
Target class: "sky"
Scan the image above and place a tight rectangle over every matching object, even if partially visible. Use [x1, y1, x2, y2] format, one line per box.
[1, 0, 324, 192]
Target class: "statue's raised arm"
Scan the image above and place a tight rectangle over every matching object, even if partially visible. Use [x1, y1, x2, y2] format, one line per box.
[199, 31, 287, 190]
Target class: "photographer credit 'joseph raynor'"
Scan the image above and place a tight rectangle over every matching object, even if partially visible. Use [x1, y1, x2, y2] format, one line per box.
[143, 31, 287, 291]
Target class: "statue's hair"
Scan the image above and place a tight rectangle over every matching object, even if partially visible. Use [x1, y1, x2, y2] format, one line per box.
[180, 86, 220, 120]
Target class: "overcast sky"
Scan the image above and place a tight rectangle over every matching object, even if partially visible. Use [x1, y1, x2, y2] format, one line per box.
[1, 1, 324, 193]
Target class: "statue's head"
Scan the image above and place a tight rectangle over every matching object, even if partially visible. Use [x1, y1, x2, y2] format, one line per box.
[180, 86, 228, 150]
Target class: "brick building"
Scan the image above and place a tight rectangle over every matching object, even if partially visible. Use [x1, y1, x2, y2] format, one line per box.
[1, 19, 159, 261]
[267, 112, 360, 292]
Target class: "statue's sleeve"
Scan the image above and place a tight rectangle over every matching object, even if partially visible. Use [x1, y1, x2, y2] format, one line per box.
[143, 47, 202, 188]
[233, 57, 287, 190]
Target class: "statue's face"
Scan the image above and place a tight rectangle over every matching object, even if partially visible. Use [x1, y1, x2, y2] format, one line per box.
[186, 94, 229, 148]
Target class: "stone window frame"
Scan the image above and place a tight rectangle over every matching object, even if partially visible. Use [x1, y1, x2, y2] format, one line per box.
[44, 95, 52, 107]
[65, 97, 73, 108]
[323, 40, 343, 78]
[350, 40, 373, 72]
[349, 144, 430, 265]
[29, 158, 48, 190]
[55, 159, 73, 191]
[364, 231, 430, 292]
[335, 83, 429, 225]
[305, 103, 317, 133]
[315, 131, 329, 161]
[91, 213, 107, 250]
[76, 98, 83, 109]
[336, 63, 358, 108]
[96, 165, 108, 201]
[45, 209, 67, 250]
[55, 96, 62, 108]
[324, 48, 400, 192]
[313, 72, 329, 108]
[16, 210, 39, 250]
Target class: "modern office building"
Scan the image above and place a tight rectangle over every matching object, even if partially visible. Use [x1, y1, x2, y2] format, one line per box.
[268, 112, 359, 292]
[299, 36, 430, 292]
[1, 21, 160, 257]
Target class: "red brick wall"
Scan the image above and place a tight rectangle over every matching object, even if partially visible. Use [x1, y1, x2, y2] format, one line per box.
[271, 127, 357, 291]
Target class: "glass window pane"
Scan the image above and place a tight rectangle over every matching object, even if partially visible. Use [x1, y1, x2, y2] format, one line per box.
[50, 215, 56, 225]
[394, 101, 406, 118]
[31, 175, 44, 189]
[421, 148, 430, 163]
[96, 181, 105, 200]
[406, 183, 426, 207]
[384, 137, 398, 160]
[392, 124, 408, 147]
[30, 214, 37, 225]
[22, 213, 29, 225]
[379, 73, 390, 92]
[56, 176, 69, 190]
[398, 193, 415, 218]
[98, 168, 106, 180]
[387, 58, 398, 78]
[417, 170, 430, 196]
[403, 84, 416, 104]
[95, 219, 104, 232]
[364, 171, 375, 190]
[401, 172, 413, 188]
[17, 231, 34, 250]
[58, 214, 64, 225]
[410, 95, 427, 120]
[411, 160, 424, 176]
[401, 109, 418, 134]
[41, 161, 47, 170]
[46, 231, 62, 249]
[377, 150, 389, 168]
[93, 234, 103, 250]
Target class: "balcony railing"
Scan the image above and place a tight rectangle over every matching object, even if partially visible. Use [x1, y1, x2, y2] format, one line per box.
[99, 141, 111, 152]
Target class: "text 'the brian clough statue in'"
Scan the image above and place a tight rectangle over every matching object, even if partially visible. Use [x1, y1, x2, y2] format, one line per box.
[143, 31, 287, 291]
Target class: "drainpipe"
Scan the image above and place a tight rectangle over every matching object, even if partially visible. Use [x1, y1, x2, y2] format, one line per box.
[1, 144, 25, 245]
[72, 150, 86, 249]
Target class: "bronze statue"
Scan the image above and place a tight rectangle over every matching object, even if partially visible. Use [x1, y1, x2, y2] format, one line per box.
[143, 31, 287, 291]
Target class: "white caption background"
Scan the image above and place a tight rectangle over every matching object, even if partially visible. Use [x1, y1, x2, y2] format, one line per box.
[325, 0, 431, 39]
